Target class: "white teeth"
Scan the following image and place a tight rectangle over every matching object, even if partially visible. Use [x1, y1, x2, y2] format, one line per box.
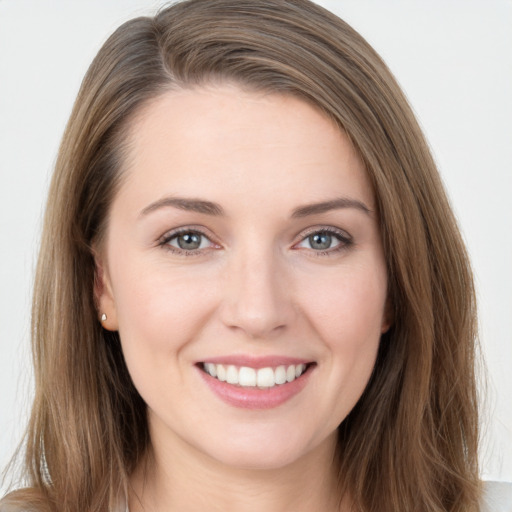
[204, 363, 217, 378]
[275, 365, 287, 385]
[239, 367, 256, 386]
[217, 365, 227, 382]
[257, 367, 275, 388]
[226, 365, 238, 384]
[202, 362, 308, 388]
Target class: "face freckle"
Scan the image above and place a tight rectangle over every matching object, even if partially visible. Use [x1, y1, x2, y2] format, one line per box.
[96, 84, 389, 471]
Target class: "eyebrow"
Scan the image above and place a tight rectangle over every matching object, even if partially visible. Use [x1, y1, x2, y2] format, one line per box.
[140, 197, 224, 217]
[139, 195, 371, 219]
[291, 197, 371, 218]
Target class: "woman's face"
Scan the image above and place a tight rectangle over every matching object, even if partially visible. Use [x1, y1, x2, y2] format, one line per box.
[97, 85, 390, 470]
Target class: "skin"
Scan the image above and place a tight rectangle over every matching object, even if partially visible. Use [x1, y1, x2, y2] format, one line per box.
[96, 84, 390, 512]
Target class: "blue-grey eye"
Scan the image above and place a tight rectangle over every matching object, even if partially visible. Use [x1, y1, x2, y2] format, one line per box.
[168, 231, 209, 251]
[297, 230, 345, 251]
[309, 232, 333, 250]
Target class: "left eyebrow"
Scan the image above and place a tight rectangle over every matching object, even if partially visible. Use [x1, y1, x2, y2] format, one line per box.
[291, 197, 372, 218]
[139, 196, 225, 217]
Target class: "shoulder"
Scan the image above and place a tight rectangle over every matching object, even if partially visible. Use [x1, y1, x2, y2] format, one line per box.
[481, 481, 512, 512]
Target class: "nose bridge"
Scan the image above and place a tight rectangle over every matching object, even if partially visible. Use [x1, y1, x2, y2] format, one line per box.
[221, 240, 291, 338]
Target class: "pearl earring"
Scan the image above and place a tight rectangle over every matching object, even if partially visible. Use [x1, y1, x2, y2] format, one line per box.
[100, 313, 107, 322]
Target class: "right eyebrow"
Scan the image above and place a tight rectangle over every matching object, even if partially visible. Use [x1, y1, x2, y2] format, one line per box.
[291, 197, 371, 218]
[139, 197, 225, 217]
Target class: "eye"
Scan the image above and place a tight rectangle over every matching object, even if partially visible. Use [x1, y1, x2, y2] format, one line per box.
[162, 230, 215, 253]
[305, 232, 338, 250]
[295, 228, 352, 253]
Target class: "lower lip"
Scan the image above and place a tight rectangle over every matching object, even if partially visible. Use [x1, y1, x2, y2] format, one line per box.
[197, 365, 314, 410]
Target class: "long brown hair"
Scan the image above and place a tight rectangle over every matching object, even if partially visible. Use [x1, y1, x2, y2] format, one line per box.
[1, 1, 480, 511]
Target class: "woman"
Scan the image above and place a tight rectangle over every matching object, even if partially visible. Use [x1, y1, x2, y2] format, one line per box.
[0, 0, 495, 510]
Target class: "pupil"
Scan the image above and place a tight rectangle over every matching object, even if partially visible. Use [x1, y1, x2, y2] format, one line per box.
[178, 233, 201, 250]
[310, 233, 331, 250]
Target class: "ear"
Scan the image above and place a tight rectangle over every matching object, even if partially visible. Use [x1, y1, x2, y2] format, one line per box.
[381, 297, 394, 334]
[93, 248, 119, 331]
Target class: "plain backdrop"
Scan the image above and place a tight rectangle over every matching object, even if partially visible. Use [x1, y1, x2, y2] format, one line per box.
[1, 0, 511, 491]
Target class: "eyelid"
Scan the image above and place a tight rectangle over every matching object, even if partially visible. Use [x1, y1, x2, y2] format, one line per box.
[158, 225, 220, 254]
[292, 225, 353, 253]
[294, 225, 352, 243]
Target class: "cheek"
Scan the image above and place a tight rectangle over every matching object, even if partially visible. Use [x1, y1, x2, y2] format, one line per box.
[299, 260, 388, 343]
[110, 256, 218, 360]
[109, 260, 222, 414]
[296, 260, 386, 402]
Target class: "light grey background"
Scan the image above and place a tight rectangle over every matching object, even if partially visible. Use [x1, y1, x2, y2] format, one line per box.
[1, 0, 511, 489]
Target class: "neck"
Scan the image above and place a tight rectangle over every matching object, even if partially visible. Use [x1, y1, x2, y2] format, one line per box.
[128, 431, 348, 512]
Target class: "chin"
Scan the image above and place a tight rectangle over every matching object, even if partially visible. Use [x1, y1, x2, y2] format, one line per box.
[194, 423, 334, 471]
[209, 445, 308, 471]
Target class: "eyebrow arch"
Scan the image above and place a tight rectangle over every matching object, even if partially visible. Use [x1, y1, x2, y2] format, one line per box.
[140, 197, 225, 217]
[291, 197, 371, 218]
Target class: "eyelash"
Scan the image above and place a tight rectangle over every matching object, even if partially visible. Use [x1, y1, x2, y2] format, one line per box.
[158, 227, 218, 256]
[158, 226, 353, 256]
[294, 226, 353, 256]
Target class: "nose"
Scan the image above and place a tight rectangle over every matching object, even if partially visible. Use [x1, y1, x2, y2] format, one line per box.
[219, 248, 294, 339]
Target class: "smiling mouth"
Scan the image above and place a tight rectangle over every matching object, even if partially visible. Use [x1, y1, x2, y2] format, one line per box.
[200, 362, 314, 389]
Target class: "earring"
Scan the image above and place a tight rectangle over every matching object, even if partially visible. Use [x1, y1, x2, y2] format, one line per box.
[100, 313, 107, 322]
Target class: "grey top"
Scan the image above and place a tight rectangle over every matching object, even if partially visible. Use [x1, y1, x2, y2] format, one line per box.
[481, 481, 512, 512]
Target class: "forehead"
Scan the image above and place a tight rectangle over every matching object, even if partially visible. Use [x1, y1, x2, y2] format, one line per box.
[117, 84, 374, 215]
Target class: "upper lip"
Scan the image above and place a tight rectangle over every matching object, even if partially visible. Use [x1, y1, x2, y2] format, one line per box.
[198, 355, 313, 369]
